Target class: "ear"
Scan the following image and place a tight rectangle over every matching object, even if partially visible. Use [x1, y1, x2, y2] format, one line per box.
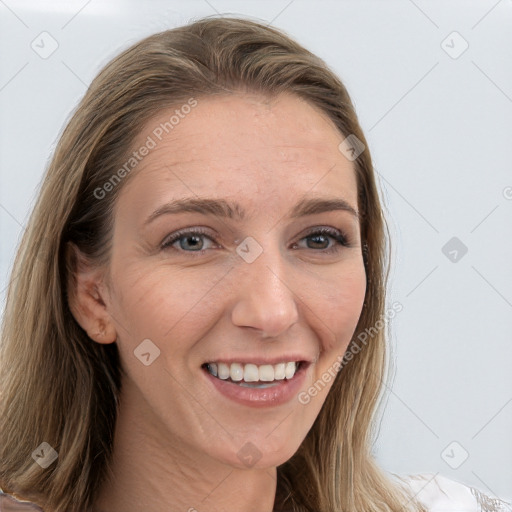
[65, 241, 117, 344]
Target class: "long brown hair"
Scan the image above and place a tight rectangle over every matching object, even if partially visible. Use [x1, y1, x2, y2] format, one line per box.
[0, 16, 426, 512]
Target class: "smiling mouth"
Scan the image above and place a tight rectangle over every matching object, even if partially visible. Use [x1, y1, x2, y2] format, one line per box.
[201, 361, 307, 388]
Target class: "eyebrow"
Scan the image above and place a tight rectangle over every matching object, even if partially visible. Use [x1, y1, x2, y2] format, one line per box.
[144, 196, 359, 226]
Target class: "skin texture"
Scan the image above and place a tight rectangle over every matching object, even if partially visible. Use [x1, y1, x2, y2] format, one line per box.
[69, 93, 367, 512]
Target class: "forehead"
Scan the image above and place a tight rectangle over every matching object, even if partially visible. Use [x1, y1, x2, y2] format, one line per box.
[117, 93, 358, 218]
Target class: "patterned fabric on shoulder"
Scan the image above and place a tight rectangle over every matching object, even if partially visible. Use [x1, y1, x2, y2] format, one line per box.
[393, 472, 512, 512]
[0, 490, 44, 512]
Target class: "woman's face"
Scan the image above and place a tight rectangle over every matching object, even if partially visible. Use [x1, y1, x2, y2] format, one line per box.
[101, 92, 366, 469]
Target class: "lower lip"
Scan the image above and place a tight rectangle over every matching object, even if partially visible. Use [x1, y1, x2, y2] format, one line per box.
[203, 363, 309, 408]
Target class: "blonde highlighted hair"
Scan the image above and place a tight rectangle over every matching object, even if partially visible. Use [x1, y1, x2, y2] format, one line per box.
[0, 16, 425, 512]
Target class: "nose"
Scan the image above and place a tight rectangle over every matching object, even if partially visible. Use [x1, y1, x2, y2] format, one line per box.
[230, 245, 300, 339]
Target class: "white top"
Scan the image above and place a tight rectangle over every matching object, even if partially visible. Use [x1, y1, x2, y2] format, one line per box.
[1, 473, 511, 511]
[394, 473, 512, 511]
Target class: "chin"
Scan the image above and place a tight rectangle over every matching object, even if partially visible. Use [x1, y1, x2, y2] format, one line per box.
[212, 435, 304, 471]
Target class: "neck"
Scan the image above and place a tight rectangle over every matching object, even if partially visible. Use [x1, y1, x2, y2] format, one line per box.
[93, 379, 278, 512]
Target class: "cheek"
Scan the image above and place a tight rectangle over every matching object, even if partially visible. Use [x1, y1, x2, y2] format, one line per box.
[298, 264, 366, 411]
[308, 262, 367, 354]
[108, 264, 221, 356]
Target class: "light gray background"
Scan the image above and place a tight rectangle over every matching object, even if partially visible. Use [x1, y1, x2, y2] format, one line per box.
[1, 0, 511, 501]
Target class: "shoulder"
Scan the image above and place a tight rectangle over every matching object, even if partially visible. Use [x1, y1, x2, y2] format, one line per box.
[0, 489, 44, 511]
[392, 472, 512, 512]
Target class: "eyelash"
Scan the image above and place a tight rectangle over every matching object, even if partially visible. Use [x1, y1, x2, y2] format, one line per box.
[160, 226, 350, 256]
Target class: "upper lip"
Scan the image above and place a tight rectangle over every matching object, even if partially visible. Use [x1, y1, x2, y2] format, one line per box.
[203, 355, 315, 366]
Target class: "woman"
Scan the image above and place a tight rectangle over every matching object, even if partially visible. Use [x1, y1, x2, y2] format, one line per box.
[0, 16, 510, 512]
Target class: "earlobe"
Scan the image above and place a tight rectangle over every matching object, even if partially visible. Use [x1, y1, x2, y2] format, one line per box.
[65, 242, 117, 345]
[88, 319, 117, 344]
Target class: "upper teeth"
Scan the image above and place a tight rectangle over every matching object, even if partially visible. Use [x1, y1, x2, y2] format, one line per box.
[206, 362, 299, 382]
